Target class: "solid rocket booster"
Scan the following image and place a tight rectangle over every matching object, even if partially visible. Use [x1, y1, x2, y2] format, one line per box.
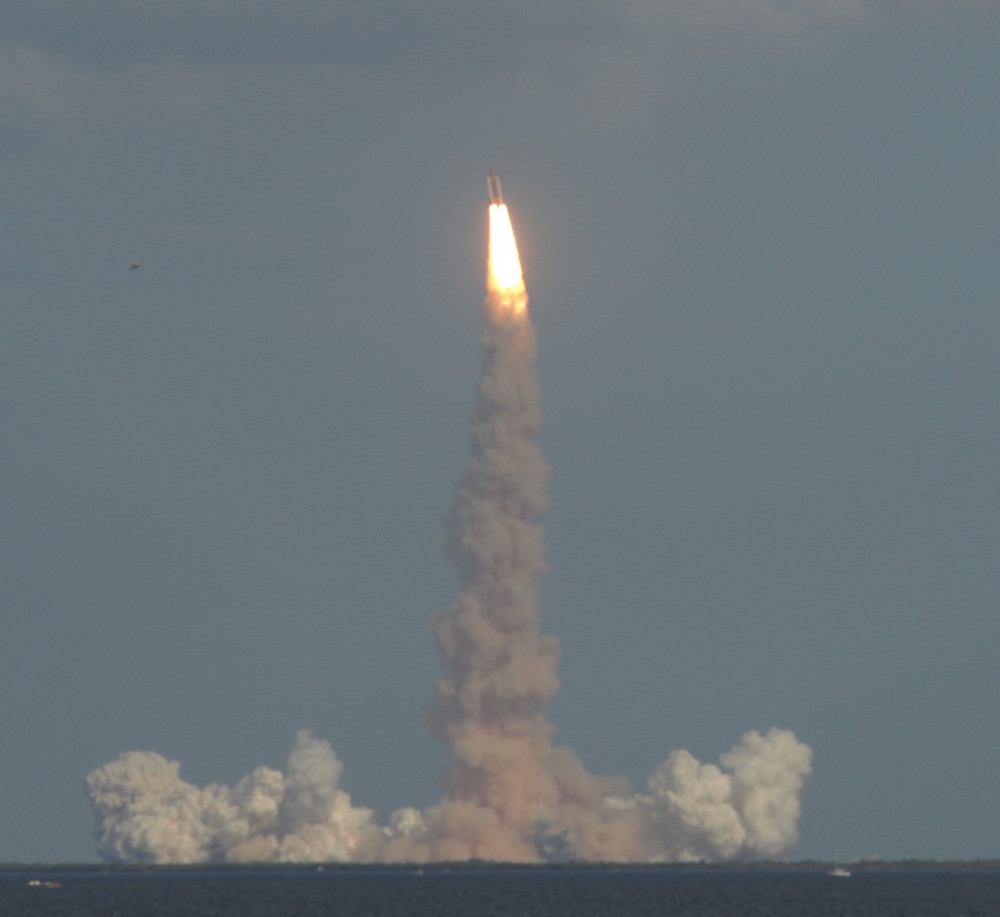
[488, 170, 503, 205]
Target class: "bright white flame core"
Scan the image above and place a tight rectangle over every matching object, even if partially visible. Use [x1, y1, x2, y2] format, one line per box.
[488, 204, 524, 296]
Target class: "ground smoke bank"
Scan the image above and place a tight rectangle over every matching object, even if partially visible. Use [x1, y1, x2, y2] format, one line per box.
[85, 219, 811, 864]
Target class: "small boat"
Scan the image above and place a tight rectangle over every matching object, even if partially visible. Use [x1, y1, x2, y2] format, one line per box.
[827, 865, 851, 878]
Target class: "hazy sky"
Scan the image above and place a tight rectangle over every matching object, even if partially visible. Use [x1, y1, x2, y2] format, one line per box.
[3, 1, 999, 863]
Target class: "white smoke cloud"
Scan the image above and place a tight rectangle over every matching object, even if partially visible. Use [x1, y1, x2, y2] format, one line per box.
[641, 728, 812, 862]
[86, 731, 380, 864]
[85, 203, 812, 865]
[86, 727, 811, 864]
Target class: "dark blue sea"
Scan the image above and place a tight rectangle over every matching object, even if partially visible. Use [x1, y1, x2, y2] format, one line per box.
[3, 867, 999, 917]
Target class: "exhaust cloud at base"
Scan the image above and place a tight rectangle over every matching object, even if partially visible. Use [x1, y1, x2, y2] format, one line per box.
[85, 178, 811, 864]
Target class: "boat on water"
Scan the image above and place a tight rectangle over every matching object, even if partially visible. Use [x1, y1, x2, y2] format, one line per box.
[827, 865, 851, 877]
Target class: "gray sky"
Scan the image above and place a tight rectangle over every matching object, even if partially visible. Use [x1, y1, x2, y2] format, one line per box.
[3, 0, 999, 863]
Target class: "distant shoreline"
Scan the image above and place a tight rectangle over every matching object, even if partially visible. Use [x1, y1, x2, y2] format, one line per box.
[3, 859, 1000, 874]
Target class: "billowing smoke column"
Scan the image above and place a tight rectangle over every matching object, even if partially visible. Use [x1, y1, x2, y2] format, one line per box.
[86, 177, 812, 864]
[416, 192, 564, 860]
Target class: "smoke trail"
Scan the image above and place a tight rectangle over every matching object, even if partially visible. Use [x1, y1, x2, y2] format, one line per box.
[85, 186, 812, 864]
[417, 202, 564, 860]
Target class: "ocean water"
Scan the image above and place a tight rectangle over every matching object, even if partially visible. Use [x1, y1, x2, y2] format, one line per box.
[2, 867, 999, 917]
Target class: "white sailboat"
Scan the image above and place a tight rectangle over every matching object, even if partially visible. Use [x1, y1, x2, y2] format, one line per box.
[827, 847, 851, 877]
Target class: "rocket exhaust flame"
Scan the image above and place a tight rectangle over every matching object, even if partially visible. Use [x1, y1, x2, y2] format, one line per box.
[487, 202, 525, 301]
[85, 176, 812, 865]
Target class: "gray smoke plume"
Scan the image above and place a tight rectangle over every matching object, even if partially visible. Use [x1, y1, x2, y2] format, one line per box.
[85, 202, 812, 864]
